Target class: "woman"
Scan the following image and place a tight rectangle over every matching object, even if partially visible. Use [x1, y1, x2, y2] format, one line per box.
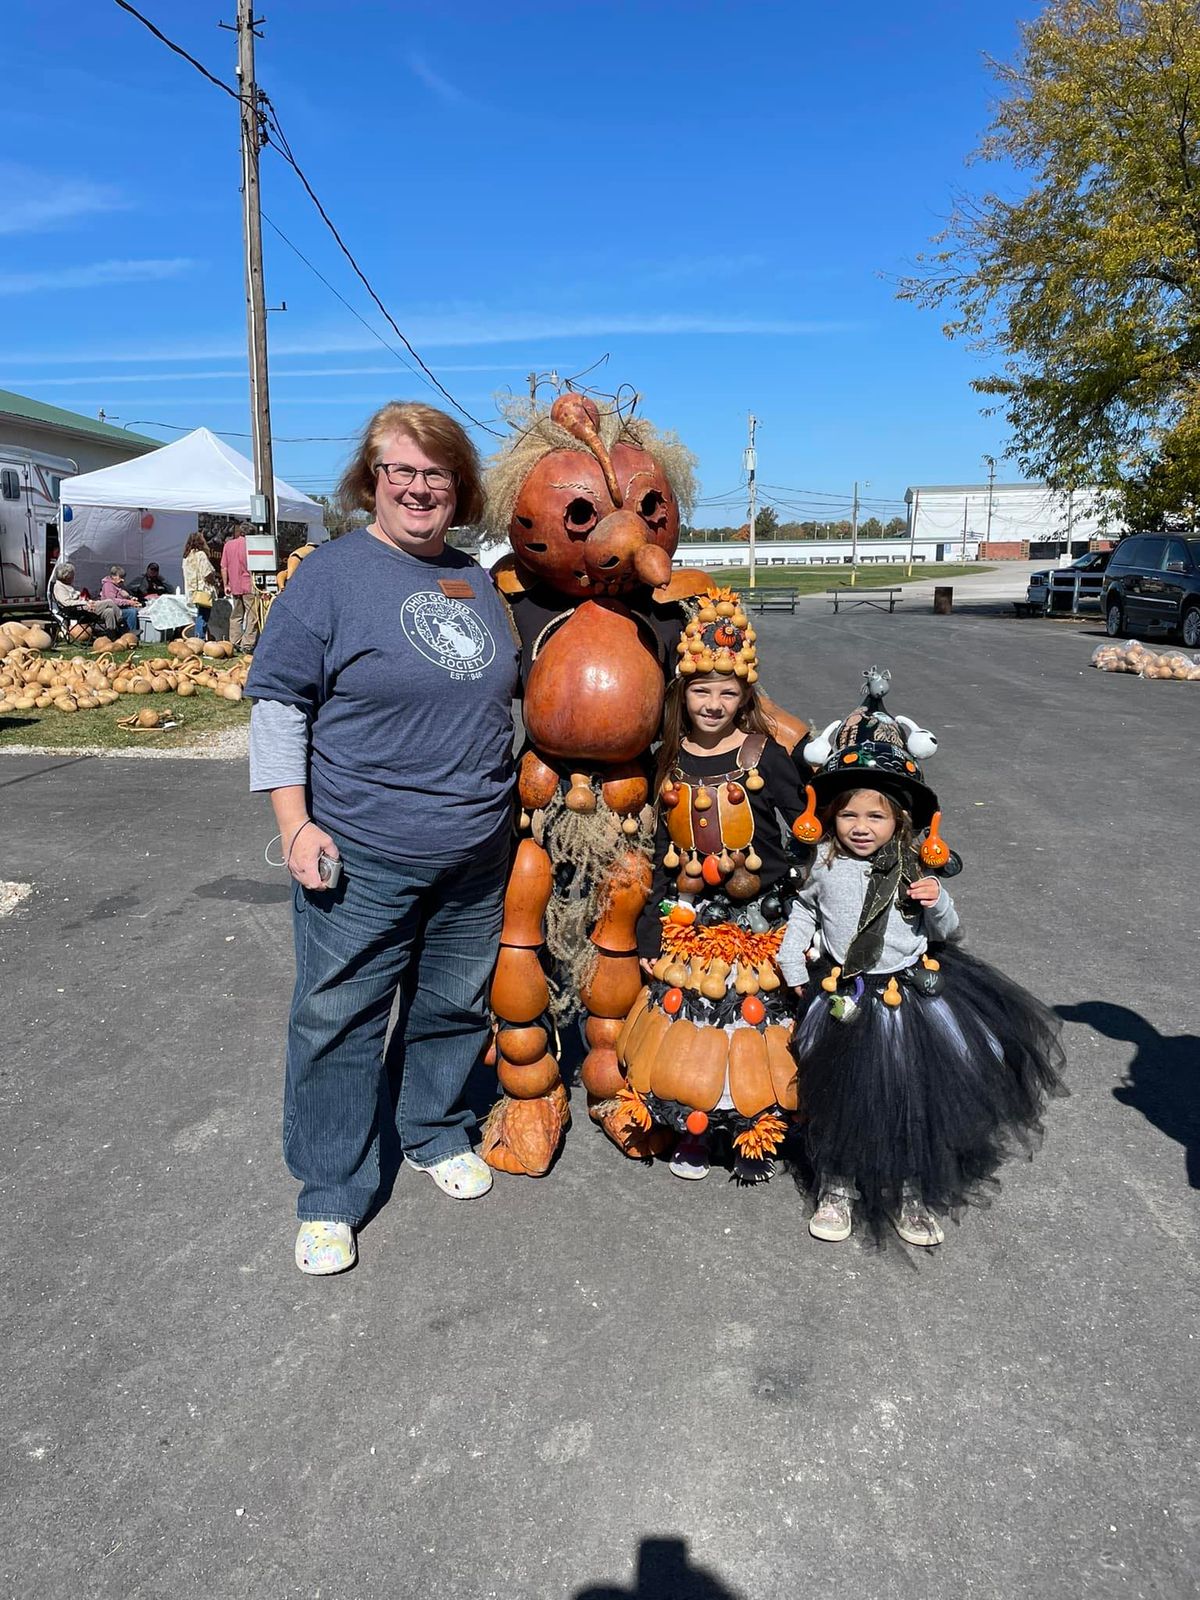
[99, 566, 142, 638]
[182, 533, 220, 640]
[50, 562, 125, 637]
[246, 401, 519, 1276]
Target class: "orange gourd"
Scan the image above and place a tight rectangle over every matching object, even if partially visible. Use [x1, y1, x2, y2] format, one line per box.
[600, 762, 649, 817]
[919, 810, 951, 868]
[626, 1008, 671, 1092]
[667, 903, 696, 926]
[764, 1025, 798, 1110]
[649, 1017, 727, 1110]
[661, 986, 684, 1015]
[615, 986, 651, 1061]
[727, 1026, 775, 1118]
[792, 784, 822, 844]
[497, 1025, 549, 1066]
[518, 749, 560, 809]
[590, 852, 653, 953]
[580, 951, 642, 1018]
[490, 947, 550, 1025]
[740, 994, 766, 1025]
[480, 1082, 570, 1176]
[499, 839, 552, 948]
[525, 601, 666, 764]
[701, 854, 724, 887]
[499, 1052, 561, 1099]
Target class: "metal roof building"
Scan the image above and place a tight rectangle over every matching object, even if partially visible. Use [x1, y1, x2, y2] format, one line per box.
[0, 389, 159, 476]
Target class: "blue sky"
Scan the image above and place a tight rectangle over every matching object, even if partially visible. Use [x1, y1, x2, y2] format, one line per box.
[3, 0, 1041, 526]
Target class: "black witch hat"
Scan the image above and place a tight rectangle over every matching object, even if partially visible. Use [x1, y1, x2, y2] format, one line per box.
[802, 666, 940, 830]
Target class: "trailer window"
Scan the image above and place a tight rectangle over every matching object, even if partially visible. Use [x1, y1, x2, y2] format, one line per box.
[1, 469, 20, 501]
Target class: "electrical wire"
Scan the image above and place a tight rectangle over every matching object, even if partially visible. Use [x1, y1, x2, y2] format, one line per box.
[261, 100, 503, 437]
[110, 0, 503, 440]
[113, 0, 242, 101]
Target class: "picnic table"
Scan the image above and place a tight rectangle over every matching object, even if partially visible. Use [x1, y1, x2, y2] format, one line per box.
[826, 586, 904, 614]
[745, 588, 798, 614]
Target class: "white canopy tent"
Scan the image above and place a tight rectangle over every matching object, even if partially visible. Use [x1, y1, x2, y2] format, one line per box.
[58, 427, 325, 594]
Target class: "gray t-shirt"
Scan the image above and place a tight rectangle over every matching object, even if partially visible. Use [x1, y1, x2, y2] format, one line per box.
[246, 529, 518, 867]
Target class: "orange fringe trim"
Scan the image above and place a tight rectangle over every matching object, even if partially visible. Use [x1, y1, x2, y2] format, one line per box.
[612, 1081, 653, 1132]
[662, 921, 784, 968]
[732, 1112, 789, 1160]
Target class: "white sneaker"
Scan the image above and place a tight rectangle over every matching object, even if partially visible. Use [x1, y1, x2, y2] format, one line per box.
[668, 1134, 711, 1181]
[295, 1220, 356, 1275]
[406, 1151, 494, 1199]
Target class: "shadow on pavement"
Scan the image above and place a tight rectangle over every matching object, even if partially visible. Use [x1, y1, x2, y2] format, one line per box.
[574, 1537, 744, 1600]
[1058, 1000, 1200, 1188]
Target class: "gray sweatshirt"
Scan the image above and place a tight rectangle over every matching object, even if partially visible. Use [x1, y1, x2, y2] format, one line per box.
[777, 852, 960, 987]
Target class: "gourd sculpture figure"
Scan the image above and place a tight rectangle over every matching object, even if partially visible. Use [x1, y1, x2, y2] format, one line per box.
[479, 393, 722, 1175]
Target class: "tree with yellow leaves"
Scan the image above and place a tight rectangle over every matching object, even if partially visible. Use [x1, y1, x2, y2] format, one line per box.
[900, 0, 1200, 530]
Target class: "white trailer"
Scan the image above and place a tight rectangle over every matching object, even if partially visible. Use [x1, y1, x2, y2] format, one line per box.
[0, 444, 76, 605]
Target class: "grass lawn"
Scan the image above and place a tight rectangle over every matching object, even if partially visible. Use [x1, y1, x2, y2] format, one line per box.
[688, 561, 988, 592]
[0, 643, 251, 751]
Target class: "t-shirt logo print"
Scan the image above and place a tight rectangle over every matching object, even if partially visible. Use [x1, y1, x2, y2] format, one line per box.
[400, 592, 496, 680]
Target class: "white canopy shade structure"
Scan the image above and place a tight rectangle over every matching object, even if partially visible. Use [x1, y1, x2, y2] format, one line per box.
[58, 427, 326, 594]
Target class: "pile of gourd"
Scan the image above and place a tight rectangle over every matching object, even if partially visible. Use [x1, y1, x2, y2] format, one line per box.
[0, 620, 251, 717]
[1090, 640, 1200, 680]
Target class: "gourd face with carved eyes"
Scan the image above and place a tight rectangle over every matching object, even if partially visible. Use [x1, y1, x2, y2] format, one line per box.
[510, 440, 680, 599]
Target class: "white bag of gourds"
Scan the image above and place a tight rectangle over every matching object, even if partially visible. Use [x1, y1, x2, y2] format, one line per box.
[1091, 641, 1200, 680]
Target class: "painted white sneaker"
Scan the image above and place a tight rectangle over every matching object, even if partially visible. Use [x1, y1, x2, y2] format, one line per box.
[295, 1220, 356, 1275]
[406, 1151, 494, 1199]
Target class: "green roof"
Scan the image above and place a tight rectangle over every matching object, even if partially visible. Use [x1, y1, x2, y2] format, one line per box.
[0, 389, 160, 451]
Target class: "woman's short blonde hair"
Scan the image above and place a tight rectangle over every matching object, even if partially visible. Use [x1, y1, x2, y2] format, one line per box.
[337, 401, 485, 527]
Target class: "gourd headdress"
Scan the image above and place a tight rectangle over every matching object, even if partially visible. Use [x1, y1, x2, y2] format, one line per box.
[675, 586, 758, 682]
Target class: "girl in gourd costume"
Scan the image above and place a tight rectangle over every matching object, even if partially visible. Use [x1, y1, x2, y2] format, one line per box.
[778, 668, 1067, 1245]
[611, 587, 816, 1183]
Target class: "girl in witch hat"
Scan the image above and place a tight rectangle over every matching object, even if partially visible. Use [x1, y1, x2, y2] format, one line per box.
[777, 667, 1065, 1246]
[610, 585, 815, 1183]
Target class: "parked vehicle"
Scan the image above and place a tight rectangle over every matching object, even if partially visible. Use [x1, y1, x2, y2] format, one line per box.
[1026, 549, 1111, 613]
[1101, 534, 1200, 646]
[0, 445, 75, 606]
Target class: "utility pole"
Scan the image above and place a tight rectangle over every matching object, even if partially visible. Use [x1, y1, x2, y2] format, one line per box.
[983, 455, 996, 559]
[236, 0, 276, 555]
[851, 480, 860, 584]
[906, 488, 919, 575]
[744, 412, 758, 590]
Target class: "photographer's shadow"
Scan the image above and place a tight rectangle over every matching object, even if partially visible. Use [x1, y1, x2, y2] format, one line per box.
[575, 1537, 742, 1600]
[1058, 1001, 1200, 1188]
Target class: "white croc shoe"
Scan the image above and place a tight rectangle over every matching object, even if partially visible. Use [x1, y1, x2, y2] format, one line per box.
[406, 1151, 493, 1199]
[295, 1220, 356, 1275]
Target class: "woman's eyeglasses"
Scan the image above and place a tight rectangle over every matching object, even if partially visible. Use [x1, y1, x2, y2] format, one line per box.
[375, 462, 456, 490]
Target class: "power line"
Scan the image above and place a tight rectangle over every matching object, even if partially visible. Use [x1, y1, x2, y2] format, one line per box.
[111, 0, 502, 439]
[260, 101, 503, 437]
[110, 417, 359, 442]
[114, 0, 242, 100]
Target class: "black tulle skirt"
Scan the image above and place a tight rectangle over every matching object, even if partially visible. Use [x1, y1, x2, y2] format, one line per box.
[792, 947, 1066, 1225]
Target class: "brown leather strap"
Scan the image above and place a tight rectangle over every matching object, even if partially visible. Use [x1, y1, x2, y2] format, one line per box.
[737, 732, 768, 771]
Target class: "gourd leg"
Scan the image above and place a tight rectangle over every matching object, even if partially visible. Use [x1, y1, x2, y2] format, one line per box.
[580, 849, 672, 1158]
[480, 837, 569, 1177]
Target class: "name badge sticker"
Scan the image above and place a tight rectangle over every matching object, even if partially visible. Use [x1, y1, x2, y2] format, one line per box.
[438, 578, 475, 599]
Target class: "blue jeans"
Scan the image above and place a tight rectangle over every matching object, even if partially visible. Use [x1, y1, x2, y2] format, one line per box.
[193, 606, 209, 640]
[121, 606, 140, 636]
[283, 833, 508, 1225]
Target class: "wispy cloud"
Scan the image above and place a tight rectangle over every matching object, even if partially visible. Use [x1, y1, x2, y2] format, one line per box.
[407, 53, 471, 107]
[0, 167, 127, 236]
[8, 310, 858, 364]
[0, 259, 196, 297]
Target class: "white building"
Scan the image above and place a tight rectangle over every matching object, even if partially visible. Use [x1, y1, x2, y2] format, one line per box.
[905, 481, 1122, 557]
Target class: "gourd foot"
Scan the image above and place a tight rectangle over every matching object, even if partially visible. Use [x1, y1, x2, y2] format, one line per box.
[589, 1094, 674, 1159]
[480, 1083, 570, 1177]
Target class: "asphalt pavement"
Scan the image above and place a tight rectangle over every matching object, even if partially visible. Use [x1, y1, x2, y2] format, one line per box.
[1, 596, 1197, 1600]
